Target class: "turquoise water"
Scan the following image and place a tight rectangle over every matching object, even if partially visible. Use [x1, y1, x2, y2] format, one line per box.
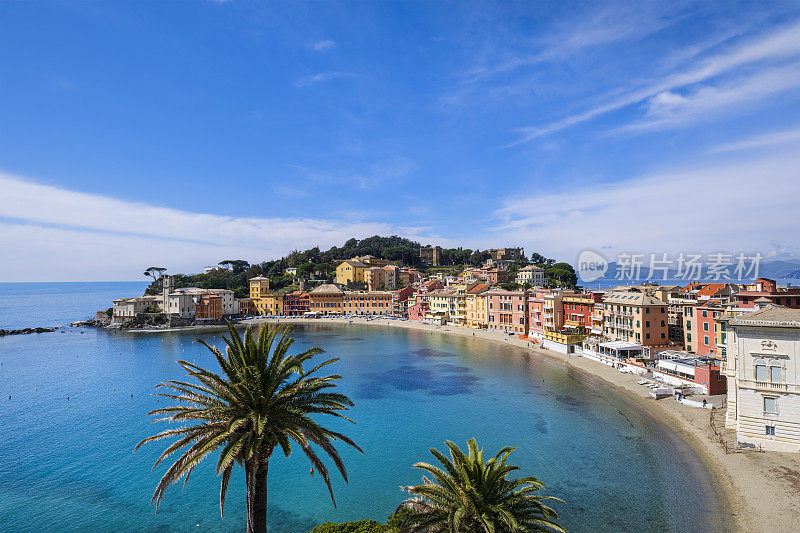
[0, 283, 727, 532]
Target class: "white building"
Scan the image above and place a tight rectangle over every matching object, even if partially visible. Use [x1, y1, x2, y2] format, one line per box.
[112, 295, 160, 320]
[516, 265, 545, 286]
[160, 277, 239, 319]
[725, 306, 800, 452]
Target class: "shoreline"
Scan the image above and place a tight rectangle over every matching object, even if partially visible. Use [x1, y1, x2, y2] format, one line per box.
[242, 316, 800, 533]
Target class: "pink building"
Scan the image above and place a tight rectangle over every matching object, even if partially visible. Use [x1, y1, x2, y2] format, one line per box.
[408, 300, 429, 322]
[527, 288, 551, 338]
[486, 289, 528, 334]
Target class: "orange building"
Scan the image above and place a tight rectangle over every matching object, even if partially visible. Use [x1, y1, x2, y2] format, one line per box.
[195, 294, 222, 321]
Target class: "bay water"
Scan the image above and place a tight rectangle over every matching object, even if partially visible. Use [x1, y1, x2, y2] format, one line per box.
[0, 283, 726, 532]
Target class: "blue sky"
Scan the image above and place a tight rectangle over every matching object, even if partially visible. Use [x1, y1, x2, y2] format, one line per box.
[2, 1, 800, 281]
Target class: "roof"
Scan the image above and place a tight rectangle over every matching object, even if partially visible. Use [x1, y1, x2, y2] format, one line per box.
[339, 260, 367, 268]
[519, 265, 544, 271]
[249, 276, 269, 281]
[603, 291, 665, 306]
[696, 283, 728, 298]
[599, 341, 645, 350]
[466, 283, 490, 294]
[730, 306, 800, 328]
[310, 284, 344, 295]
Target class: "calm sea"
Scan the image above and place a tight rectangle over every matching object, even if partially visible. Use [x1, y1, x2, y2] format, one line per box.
[0, 283, 727, 532]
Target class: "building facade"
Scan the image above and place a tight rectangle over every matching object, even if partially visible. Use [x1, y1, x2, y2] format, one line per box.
[486, 289, 528, 334]
[725, 307, 800, 452]
[602, 291, 668, 346]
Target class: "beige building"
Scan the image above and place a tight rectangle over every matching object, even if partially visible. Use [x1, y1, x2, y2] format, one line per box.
[724, 306, 800, 452]
[112, 295, 160, 321]
[515, 264, 545, 286]
[466, 283, 491, 328]
[602, 291, 668, 346]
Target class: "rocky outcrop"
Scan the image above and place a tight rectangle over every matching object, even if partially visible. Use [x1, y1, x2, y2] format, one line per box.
[0, 327, 57, 336]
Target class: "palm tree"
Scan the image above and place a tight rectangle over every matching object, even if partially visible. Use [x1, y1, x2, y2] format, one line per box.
[399, 438, 565, 532]
[135, 323, 362, 533]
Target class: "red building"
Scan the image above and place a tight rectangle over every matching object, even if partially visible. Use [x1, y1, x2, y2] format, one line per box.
[735, 278, 800, 308]
[694, 301, 723, 356]
[391, 286, 417, 317]
[283, 291, 310, 316]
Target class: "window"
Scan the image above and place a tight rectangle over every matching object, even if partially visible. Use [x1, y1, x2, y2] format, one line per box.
[703, 322, 709, 331]
[645, 321, 650, 327]
[764, 397, 777, 414]
[661, 333, 666, 338]
[645, 333, 650, 340]
[765, 425, 775, 436]
[755, 364, 767, 382]
[702, 310, 707, 318]
[704, 336, 709, 345]
[661, 320, 665, 327]
[771, 366, 782, 383]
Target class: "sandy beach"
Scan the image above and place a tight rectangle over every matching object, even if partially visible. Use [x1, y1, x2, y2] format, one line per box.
[243, 315, 800, 533]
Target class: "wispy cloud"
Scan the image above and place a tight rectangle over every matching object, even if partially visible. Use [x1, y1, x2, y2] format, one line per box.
[0, 172, 438, 281]
[706, 125, 800, 154]
[493, 151, 800, 260]
[293, 70, 353, 87]
[310, 40, 336, 51]
[512, 18, 800, 143]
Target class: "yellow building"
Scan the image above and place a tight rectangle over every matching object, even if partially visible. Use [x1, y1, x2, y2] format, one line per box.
[466, 283, 491, 328]
[249, 276, 270, 299]
[249, 276, 283, 316]
[335, 260, 367, 287]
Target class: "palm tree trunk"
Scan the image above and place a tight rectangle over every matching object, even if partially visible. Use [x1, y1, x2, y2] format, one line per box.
[245, 457, 270, 533]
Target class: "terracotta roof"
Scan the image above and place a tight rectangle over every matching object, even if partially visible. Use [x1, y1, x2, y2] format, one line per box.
[695, 283, 727, 298]
[466, 283, 490, 294]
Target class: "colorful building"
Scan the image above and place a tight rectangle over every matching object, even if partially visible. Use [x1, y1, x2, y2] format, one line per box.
[466, 283, 491, 328]
[342, 291, 393, 315]
[335, 260, 367, 288]
[195, 294, 222, 322]
[602, 291, 668, 346]
[283, 290, 310, 316]
[309, 284, 344, 315]
[486, 289, 528, 334]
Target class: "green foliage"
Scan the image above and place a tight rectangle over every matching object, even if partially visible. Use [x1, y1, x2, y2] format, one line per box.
[400, 438, 565, 532]
[309, 519, 386, 533]
[143, 236, 562, 297]
[500, 282, 521, 291]
[105, 307, 113, 318]
[309, 510, 411, 533]
[143, 305, 162, 313]
[544, 262, 578, 289]
[135, 323, 362, 528]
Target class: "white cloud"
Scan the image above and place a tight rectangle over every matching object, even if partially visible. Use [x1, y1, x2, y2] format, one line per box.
[0, 172, 442, 281]
[293, 71, 353, 87]
[513, 19, 800, 142]
[707, 125, 800, 153]
[614, 62, 800, 132]
[493, 151, 800, 262]
[310, 40, 336, 51]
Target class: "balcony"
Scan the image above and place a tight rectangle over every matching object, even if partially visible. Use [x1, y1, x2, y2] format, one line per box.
[740, 380, 800, 393]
